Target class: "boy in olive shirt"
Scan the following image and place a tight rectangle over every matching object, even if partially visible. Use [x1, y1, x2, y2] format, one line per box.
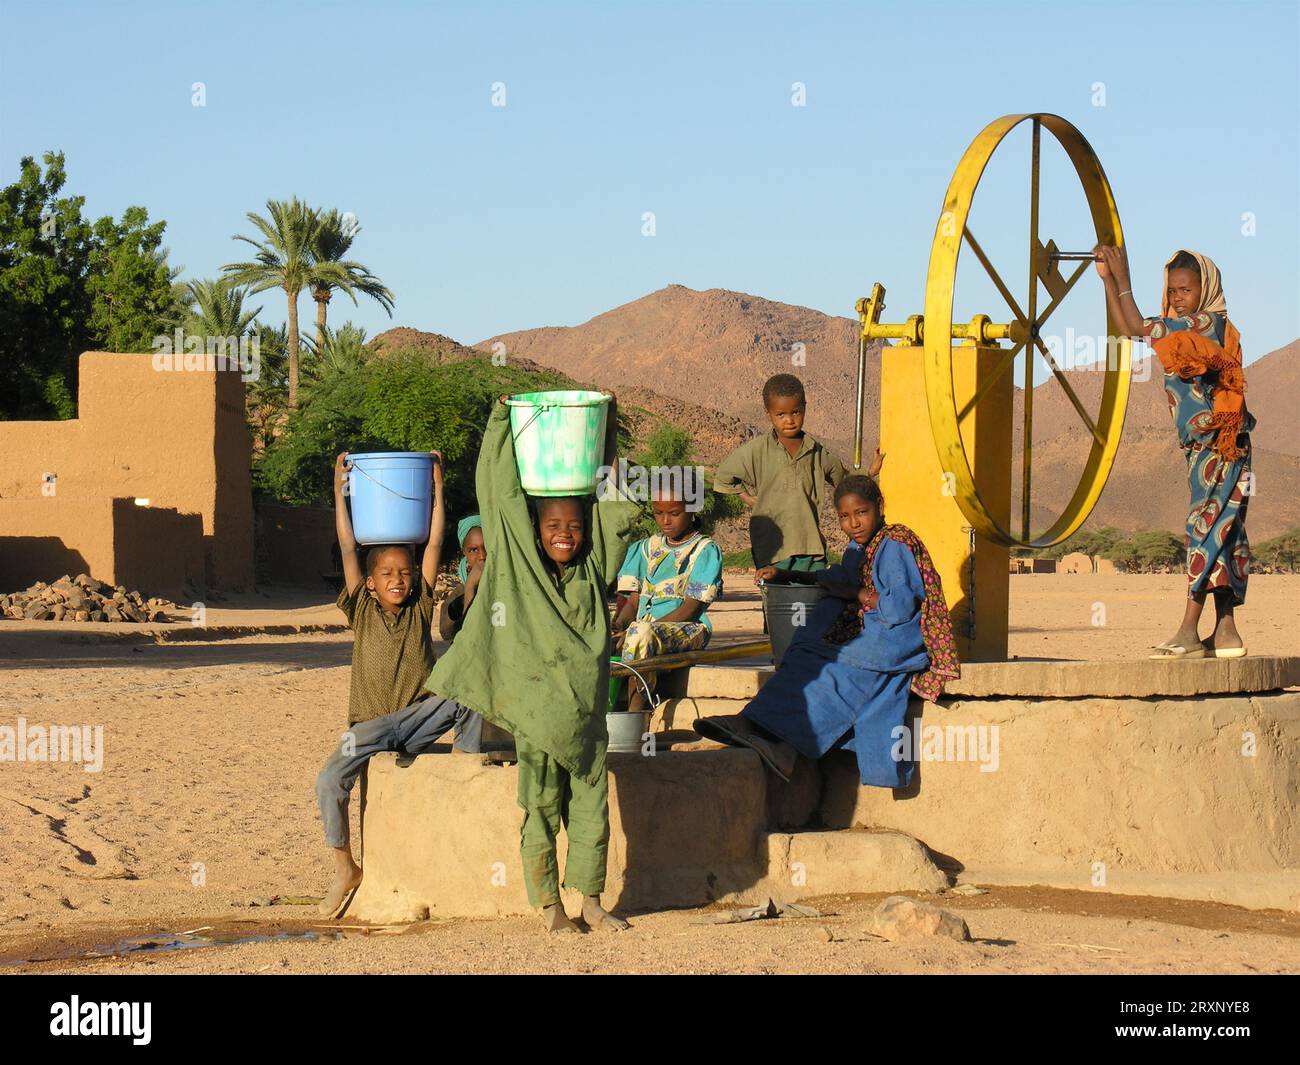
[716, 374, 882, 580]
[314, 450, 481, 918]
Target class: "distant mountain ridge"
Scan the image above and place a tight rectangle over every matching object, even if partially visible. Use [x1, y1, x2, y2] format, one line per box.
[477, 285, 1300, 539]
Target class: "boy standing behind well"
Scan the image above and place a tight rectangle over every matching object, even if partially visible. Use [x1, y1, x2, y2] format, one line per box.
[715, 373, 879, 580]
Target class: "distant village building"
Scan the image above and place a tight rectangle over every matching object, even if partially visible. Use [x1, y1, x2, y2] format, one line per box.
[1059, 552, 1093, 574]
[1010, 558, 1057, 574]
[1054, 553, 1119, 575]
[0, 352, 254, 597]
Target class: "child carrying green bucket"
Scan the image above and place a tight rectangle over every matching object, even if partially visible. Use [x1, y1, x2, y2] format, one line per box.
[426, 392, 640, 933]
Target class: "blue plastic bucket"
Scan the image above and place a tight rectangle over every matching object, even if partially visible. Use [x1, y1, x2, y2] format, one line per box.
[347, 452, 433, 545]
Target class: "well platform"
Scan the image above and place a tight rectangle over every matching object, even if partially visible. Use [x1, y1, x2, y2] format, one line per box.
[351, 656, 1300, 920]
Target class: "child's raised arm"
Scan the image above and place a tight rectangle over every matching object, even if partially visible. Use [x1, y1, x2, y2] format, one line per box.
[421, 450, 446, 588]
[334, 452, 364, 596]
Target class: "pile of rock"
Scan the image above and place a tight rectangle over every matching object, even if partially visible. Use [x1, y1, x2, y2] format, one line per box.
[1, 574, 174, 623]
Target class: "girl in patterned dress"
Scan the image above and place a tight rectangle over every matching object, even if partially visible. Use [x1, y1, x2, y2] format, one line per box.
[611, 489, 723, 713]
[1095, 246, 1253, 659]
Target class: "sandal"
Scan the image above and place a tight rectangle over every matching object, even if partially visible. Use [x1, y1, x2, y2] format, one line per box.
[1147, 644, 1207, 660]
[693, 716, 797, 781]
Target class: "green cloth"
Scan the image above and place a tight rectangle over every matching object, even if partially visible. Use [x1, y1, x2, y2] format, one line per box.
[772, 554, 827, 573]
[336, 575, 437, 725]
[515, 735, 610, 905]
[426, 401, 640, 786]
[714, 429, 846, 568]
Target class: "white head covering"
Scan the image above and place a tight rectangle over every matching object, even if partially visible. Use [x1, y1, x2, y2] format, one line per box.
[1161, 249, 1227, 318]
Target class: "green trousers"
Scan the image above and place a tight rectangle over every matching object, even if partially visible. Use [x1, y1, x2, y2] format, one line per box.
[515, 736, 610, 907]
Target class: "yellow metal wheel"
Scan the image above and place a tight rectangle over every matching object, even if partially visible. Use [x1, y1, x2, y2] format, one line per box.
[923, 113, 1131, 549]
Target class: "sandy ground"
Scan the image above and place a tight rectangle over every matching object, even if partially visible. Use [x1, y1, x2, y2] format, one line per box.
[1, 573, 1297, 975]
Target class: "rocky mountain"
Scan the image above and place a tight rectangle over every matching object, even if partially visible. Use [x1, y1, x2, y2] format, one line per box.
[479, 285, 1300, 540]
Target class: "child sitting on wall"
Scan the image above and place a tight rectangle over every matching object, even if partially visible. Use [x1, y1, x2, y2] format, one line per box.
[612, 487, 723, 713]
[315, 450, 482, 918]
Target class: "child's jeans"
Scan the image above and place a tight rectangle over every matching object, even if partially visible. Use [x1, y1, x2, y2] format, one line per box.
[316, 693, 482, 848]
[514, 736, 609, 907]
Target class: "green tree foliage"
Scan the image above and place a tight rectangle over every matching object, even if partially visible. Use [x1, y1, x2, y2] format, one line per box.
[181, 278, 261, 340]
[225, 199, 396, 408]
[253, 353, 572, 525]
[1254, 527, 1300, 573]
[1131, 530, 1184, 572]
[0, 152, 173, 418]
[301, 322, 369, 390]
[85, 206, 175, 353]
[308, 209, 394, 351]
[1095, 529, 1185, 573]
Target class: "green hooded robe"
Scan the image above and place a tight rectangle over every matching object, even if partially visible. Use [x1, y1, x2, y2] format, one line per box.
[426, 400, 639, 786]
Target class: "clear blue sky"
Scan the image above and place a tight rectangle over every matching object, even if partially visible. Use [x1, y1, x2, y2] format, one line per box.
[3, 0, 1297, 364]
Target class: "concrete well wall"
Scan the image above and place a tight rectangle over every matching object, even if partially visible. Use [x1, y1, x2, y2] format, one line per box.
[819, 693, 1300, 901]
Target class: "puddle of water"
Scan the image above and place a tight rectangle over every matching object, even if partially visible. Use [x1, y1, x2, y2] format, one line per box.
[2, 928, 339, 967]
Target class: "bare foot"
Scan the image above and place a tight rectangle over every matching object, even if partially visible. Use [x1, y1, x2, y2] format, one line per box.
[582, 895, 629, 932]
[1208, 616, 1244, 651]
[318, 860, 362, 917]
[542, 902, 581, 934]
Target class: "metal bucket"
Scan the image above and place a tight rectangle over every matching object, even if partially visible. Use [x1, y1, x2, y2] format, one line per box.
[606, 711, 650, 754]
[762, 581, 828, 668]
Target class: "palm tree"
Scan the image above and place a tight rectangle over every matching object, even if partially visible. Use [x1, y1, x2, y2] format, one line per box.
[182, 278, 261, 339]
[223, 198, 352, 407]
[309, 210, 395, 352]
[301, 321, 369, 389]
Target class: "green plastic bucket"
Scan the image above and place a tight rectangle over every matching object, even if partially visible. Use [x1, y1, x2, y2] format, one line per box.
[506, 390, 610, 496]
[607, 656, 623, 711]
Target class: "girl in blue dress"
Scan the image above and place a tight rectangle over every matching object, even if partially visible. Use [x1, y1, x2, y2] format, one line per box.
[695, 475, 959, 785]
[1095, 247, 1253, 659]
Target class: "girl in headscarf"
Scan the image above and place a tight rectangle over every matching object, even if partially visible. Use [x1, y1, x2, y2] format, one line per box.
[1095, 246, 1253, 659]
[694, 475, 960, 785]
[438, 514, 486, 640]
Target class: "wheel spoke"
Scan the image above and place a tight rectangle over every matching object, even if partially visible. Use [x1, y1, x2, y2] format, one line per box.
[1034, 258, 1091, 332]
[963, 227, 1028, 325]
[1032, 335, 1106, 449]
[1022, 118, 1041, 543]
[957, 341, 1024, 423]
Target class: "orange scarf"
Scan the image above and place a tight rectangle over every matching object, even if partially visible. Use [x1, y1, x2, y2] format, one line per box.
[1151, 250, 1247, 462]
[1151, 319, 1247, 460]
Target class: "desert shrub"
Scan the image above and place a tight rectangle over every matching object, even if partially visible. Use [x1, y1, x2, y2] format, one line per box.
[1255, 527, 1300, 573]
